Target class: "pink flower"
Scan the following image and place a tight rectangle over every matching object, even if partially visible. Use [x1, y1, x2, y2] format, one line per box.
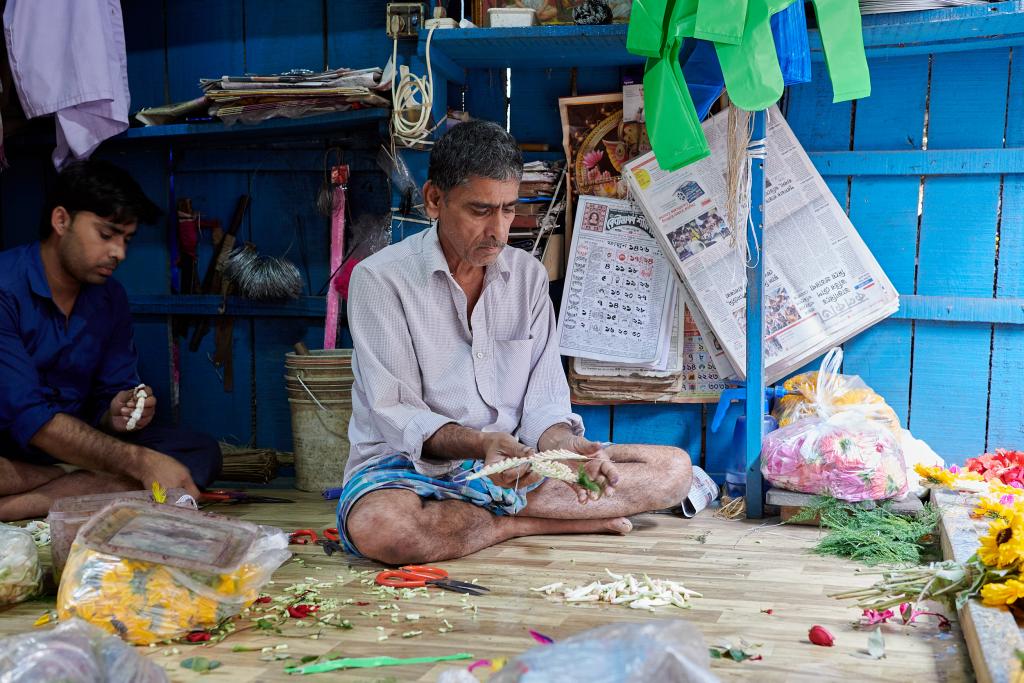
[949, 464, 961, 474]
[861, 608, 894, 626]
[583, 150, 604, 168]
[1001, 494, 1017, 506]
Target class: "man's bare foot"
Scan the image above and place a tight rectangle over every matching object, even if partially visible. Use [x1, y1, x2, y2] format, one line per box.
[605, 517, 633, 535]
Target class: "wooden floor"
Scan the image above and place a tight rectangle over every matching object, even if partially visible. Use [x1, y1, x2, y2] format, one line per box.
[1, 492, 972, 682]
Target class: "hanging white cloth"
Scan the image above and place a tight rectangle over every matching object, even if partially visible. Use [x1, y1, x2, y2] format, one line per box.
[3, 0, 130, 168]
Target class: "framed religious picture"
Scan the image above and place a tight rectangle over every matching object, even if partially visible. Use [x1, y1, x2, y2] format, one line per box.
[476, 0, 631, 26]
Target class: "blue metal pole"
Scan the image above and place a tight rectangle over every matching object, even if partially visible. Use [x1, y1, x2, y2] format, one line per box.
[745, 109, 767, 519]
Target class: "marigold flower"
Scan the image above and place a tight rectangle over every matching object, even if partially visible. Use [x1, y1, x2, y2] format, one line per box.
[981, 578, 1024, 607]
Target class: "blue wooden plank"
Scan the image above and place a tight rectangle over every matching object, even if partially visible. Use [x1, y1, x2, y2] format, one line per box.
[990, 50, 1024, 450]
[781, 60, 852, 152]
[610, 404, 702, 466]
[988, 327, 1024, 450]
[911, 323, 990, 459]
[462, 69, 508, 124]
[133, 317, 174, 427]
[244, 0, 324, 74]
[891, 295, 1024, 324]
[427, 25, 645, 69]
[326, 0, 391, 70]
[573, 404, 612, 443]
[122, 1, 168, 109]
[810, 148, 1024, 177]
[249, 171, 330, 450]
[173, 171, 254, 444]
[129, 295, 327, 317]
[840, 55, 929, 426]
[808, 1, 1024, 61]
[910, 48, 1009, 455]
[0, 152, 49, 249]
[745, 109, 767, 518]
[166, 0, 244, 103]
[93, 149, 170, 295]
[119, 109, 388, 141]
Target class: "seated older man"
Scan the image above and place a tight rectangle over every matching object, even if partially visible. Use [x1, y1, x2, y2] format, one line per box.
[337, 121, 693, 564]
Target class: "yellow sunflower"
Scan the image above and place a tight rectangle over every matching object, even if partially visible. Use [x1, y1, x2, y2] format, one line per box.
[981, 578, 1024, 607]
[979, 515, 1024, 568]
[915, 463, 955, 488]
[974, 497, 1014, 523]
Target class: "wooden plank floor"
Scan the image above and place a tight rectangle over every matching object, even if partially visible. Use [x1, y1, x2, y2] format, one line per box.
[0, 492, 972, 682]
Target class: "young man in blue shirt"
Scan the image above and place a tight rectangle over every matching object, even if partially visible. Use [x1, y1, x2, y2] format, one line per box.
[0, 160, 221, 520]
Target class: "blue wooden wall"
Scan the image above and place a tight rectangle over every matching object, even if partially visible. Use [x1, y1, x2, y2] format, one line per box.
[2, 1, 1022, 482]
[788, 39, 1024, 463]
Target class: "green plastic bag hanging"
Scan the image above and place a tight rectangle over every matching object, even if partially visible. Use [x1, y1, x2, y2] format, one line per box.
[712, 0, 792, 111]
[694, 0, 747, 45]
[809, 0, 871, 102]
[629, 0, 709, 171]
[626, 0, 670, 57]
[644, 36, 710, 170]
[714, 0, 870, 110]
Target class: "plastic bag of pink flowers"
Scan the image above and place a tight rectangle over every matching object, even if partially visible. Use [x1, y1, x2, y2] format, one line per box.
[760, 410, 908, 502]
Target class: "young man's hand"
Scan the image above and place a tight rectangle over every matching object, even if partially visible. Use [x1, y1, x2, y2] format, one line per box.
[108, 385, 156, 432]
[133, 449, 199, 498]
[480, 432, 536, 489]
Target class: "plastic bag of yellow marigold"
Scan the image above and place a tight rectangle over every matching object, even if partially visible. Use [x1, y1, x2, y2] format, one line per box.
[56, 501, 290, 645]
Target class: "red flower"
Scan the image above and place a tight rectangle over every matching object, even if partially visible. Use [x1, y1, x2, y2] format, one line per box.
[761, 608, 774, 615]
[186, 631, 211, 642]
[808, 625, 835, 646]
[287, 604, 320, 619]
[255, 596, 272, 604]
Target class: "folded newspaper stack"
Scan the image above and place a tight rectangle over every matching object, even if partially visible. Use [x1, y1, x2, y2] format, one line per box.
[623, 106, 899, 384]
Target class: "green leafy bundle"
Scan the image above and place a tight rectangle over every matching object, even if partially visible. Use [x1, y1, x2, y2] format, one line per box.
[787, 497, 941, 566]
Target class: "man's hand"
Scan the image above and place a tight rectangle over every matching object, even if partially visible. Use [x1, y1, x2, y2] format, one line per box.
[540, 428, 620, 504]
[480, 432, 536, 489]
[107, 385, 156, 432]
[133, 449, 199, 498]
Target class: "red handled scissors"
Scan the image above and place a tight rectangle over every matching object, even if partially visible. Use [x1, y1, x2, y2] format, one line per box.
[374, 565, 489, 595]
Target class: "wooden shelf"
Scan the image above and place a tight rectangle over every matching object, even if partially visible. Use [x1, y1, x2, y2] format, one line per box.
[421, 24, 643, 69]
[119, 108, 389, 142]
[422, 3, 1024, 71]
[129, 295, 327, 317]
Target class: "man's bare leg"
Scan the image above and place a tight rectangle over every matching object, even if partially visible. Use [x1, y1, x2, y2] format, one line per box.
[346, 489, 633, 565]
[345, 445, 691, 564]
[522, 444, 692, 519]
[0, 466, 137, 521]
[0, 458, 64, 496]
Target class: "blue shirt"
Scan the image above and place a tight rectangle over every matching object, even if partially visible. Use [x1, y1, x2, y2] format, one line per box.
[0, 242, 140, 450]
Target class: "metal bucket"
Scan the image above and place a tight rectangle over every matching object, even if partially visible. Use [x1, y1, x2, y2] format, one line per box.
[284, 350, 354, 492]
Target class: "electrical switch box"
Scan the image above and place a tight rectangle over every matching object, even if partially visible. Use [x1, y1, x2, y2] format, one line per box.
[386, 3, 424, 38]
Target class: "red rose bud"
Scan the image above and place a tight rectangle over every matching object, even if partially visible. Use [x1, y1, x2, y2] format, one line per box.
[808, 625, 835, 646]
[186, 631, 211, 642]
[287, 604, 319, 619]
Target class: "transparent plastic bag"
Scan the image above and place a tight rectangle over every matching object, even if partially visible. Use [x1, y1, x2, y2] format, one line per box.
[0, 523, 42, 606]
[57, 504, 290, 645]
[761, 410, 908, 502]
[772, 347, 901, 435]
[488, 619, 718, 683]
[0, 618, 168, 683]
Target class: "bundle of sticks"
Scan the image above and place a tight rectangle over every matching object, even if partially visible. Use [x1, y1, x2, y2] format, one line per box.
[218, 444, 283, 484]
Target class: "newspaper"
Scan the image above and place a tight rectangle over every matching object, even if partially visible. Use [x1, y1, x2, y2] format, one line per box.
[623, 106, 899, 383]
